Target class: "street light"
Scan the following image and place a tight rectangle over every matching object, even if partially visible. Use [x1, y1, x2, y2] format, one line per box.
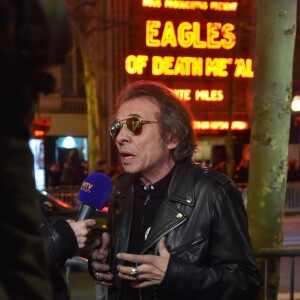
[291, 95, 300, 171]
[291, 95, 300, 112]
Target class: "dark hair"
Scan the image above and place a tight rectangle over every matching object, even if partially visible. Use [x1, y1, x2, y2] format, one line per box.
[116, 80, 197, 161]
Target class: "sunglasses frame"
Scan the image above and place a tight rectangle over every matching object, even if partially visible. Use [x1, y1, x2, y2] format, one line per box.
[109, 117, 158, 139]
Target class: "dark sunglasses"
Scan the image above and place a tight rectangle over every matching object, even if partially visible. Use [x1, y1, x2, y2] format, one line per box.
[109, 117, 158, 139]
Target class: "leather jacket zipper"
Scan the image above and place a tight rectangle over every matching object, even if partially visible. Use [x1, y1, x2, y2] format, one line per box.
[144, 194, 150, 206]
[140, 215, 187, 255]
[137, 216, 186, 300]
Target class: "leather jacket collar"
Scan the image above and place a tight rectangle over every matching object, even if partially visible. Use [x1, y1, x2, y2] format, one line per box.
[111, 159, 197, 254]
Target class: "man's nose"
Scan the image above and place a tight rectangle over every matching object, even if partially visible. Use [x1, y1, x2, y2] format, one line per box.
[116, 125, 131, 143]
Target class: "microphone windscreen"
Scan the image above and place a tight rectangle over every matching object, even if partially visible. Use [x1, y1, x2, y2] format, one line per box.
[78, 172, 112, 209]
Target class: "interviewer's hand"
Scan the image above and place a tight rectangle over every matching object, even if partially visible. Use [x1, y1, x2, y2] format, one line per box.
[117, 237, 170, 288]
[67, 219, 96, 248]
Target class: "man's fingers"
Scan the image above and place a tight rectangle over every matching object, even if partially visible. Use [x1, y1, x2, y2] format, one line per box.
[117, 237, 169, 263]
[101, 232, 110, 250]
[117, 265, 138, 276]
[92, 262, 111, 274]
[117, 252, 148, 264]
[158, 237, 170, 258]
[91, 251, 105, 261]
[93, 271, 114, 286]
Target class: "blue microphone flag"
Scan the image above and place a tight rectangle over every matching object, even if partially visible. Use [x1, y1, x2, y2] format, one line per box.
[78, 172, 112, 209]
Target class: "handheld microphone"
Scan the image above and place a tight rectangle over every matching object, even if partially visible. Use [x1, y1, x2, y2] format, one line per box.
[75, 172, 112, 221]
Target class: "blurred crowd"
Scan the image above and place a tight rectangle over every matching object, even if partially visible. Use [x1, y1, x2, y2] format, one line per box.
[287, 159, 300, 182]
[201, 144, 300, 185]
[46, 144, 300, 189]
[196, 144, 251, 185]
[46, 152, 123, 188]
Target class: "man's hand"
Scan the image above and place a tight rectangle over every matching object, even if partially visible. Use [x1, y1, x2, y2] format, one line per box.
[116, 237, 170, 288]
[90, 232, 113, 286]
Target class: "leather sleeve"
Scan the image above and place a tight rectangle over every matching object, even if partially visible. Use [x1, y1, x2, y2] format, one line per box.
[158, 182, 261, 300]
[41, 213, 78, 266]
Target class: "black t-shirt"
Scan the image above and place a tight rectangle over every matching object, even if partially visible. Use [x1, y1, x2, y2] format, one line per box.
[122, 168, 175, 299]
[129, 168, 175, 254]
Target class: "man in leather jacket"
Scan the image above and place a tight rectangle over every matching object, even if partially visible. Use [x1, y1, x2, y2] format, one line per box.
[89, 80, 261, 300]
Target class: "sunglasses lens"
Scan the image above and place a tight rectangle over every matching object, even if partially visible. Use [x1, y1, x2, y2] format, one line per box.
[109, 121, 121, 138]
[126, 118, 142, 135]
[109, 117, 145, 139]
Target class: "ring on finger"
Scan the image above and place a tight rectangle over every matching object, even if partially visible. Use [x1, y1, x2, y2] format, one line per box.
[130, 267, 139, 278]
[94, 272, 102, 283]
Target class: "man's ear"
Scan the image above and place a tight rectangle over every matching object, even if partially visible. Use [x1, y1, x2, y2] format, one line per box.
[167, 139, 178, 150]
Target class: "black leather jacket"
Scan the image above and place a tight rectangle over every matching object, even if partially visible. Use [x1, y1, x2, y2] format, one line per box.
[106, 159, 261, 300]
[40, 209, 78, 299]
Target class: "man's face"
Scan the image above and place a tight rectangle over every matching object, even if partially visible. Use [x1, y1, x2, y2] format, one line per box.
[114, 96, 177, 184]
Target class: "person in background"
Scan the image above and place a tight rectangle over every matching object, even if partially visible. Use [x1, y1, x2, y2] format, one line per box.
[213, 160, 227, 174]
[88, 80, 261, 300]
[233, 144, 250, 185]
[61, 150, 83, 186]
[97, 160, 111, 176]
[40, 206, 96, 300]
[48, 163, 62, 187]
[287, 159, 300, 182]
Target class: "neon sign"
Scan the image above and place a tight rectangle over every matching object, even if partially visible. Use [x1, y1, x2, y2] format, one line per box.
[143, 1, 238, 11]
[173, 89, 224, 101]
[195, 89, 224, 101]
[146, 21, 236, 49]
[125, 18, 253, 78]
[125, 55, 253, 78]
[193, 121, 248, 130]
[126, 1, 252, 129]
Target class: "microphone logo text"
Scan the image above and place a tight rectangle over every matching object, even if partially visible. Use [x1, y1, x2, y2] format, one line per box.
[80, 181, 93, 193]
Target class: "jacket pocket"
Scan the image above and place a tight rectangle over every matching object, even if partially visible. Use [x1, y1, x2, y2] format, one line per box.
[170, 235, 207, 264]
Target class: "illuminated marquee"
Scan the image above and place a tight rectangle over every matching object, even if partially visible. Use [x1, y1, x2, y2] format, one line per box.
[146, 21, 236, 49]
[143, 1, 238, 11]
[125, 55, 254, 78]
[125, 19, 253, 78]
[173, 89, 224, 101]
[193, 121, 248, 130]
[164, 0, 208, 10]
[126, 1, 252, 130]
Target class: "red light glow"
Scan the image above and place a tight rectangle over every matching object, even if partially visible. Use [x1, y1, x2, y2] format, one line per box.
[33, 130, 45, 137]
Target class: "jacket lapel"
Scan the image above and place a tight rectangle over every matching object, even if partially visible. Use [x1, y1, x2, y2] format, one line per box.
[112, 174, 135, 252]
[141, 160, 196, 254]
